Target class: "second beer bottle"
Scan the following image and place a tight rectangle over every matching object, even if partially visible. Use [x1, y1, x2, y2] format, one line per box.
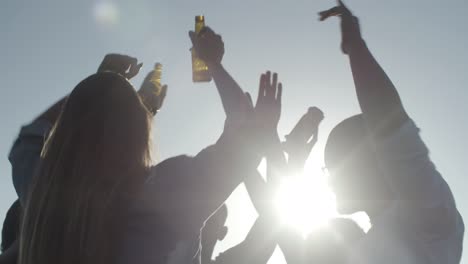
[191, 15, 212, 82]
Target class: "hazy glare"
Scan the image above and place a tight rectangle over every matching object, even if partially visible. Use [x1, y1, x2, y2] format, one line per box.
[1, 0, 467, 263]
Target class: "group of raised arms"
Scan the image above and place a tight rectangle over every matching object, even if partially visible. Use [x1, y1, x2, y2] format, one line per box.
[0, 1, 464, 264]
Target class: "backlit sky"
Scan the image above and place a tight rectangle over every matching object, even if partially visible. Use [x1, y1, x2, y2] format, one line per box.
[1, 0, 467, 263]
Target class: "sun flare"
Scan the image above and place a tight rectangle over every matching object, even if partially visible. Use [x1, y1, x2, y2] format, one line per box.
[274, 168, 337, 236]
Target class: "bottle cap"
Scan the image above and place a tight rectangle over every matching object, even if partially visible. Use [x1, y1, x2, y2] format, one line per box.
[195, 15, 205, 22]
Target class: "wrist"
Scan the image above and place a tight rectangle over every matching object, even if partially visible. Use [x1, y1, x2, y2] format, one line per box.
[207, 61, 223, 73]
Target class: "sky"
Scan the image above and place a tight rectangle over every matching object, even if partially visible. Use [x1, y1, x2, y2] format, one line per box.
[1, 0, 467, 263]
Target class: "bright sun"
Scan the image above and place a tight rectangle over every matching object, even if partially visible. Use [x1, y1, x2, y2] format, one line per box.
[274, 166, 338, 236]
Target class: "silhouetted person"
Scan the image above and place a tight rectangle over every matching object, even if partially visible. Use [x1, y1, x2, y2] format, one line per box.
[119, 28, 281, 264]
[256, 107, 363, 264]
[16, 54, 169, 264]
[320, 1, 464, 263]
[196, 71, 285, 264]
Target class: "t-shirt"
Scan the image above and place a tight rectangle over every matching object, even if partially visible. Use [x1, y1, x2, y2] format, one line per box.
[347, 120, 464, 264]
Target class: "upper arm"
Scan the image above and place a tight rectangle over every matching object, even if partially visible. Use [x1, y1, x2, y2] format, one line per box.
[146, 140, 249, 237]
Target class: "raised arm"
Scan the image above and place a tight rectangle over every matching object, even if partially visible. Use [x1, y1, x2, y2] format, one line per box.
[320, 1, 462, 238]
[320, 1, 409, 137]
[189, 27, 246, 120]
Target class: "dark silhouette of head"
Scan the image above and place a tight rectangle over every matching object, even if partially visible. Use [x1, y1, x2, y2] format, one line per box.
[19, 72, 152, 264]
[325, 114, 392, 215]
[1, 200, 21, 253]
[304, 218, 365, 264]
[201, 204, 228, 263]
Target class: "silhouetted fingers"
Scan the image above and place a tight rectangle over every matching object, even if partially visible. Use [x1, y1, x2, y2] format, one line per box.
[307, 128, 319, 148]
[265, 71, 274, 98]
[127, 62, 143, 79]
[257, 74, 266, 106]
[160, 85, 168, 99]
[319, 7, 342, 21]
[277, 82, 282, 103]
[272, 73, 278, 99]
[189, 31, 197, 44]
[199, 26, 215, 38]
[245, 92, 254, 109]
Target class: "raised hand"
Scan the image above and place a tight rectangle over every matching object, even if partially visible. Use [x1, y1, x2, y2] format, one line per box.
[189, 27, 225, 66]
[97, 54, 143, 79]
[254, 71, 283, 135]
[319, 0, 363, 54]
[138, 64, 168, 115]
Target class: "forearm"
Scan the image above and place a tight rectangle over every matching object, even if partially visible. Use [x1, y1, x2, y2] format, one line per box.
[266, 134, 287, 183]
[245, 172, 269, 216]
[347, 41, 409, 136]
[208, 62, 246, 119]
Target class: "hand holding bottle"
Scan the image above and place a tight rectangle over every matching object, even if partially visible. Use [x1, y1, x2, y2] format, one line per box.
[138, 63, 168, 115]
[189, 27, 225, 66]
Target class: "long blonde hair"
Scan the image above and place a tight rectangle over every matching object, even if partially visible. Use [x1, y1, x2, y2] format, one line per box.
[20, 73, 152, 264]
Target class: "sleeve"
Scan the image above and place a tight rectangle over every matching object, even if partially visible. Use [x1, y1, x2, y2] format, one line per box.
[375, 119, 463, 238]
[8, 119, 52, 204]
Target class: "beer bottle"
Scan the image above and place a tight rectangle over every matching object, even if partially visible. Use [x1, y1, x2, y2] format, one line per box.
[192, 15, 212, 82]
[150, 63, 163, 96]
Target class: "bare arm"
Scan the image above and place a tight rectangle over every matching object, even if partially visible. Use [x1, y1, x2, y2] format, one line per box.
[320, 0, 461, 238]
[189, 27, 245, 119]
[320, 1, 409, 137]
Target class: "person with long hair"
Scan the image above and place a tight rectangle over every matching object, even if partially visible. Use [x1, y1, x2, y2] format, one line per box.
[17, 25, 271, 264]
[19, 70, 153, 264]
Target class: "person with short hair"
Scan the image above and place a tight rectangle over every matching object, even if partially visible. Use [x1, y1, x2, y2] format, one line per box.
[319, 1, 464, 263]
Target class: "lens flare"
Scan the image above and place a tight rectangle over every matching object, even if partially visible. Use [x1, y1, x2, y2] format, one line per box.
[93, 1, 119, 29]
[275, 173, 337, 236]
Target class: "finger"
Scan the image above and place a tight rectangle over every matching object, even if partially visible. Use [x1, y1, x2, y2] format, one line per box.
[277, 82, 282, 102]
[319, 7, 342, 21]
[265, 71, 273, 98]
[257, 74, 266, 106]
[160, 85, 168, 101]
[126, 62, 143, 79]
[307, 129, 319, 148]
[245, 92, 254, 109]
[199, 26, 215, 37]
[272, 72, 278, 98]
[189, 31, 197, 45]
